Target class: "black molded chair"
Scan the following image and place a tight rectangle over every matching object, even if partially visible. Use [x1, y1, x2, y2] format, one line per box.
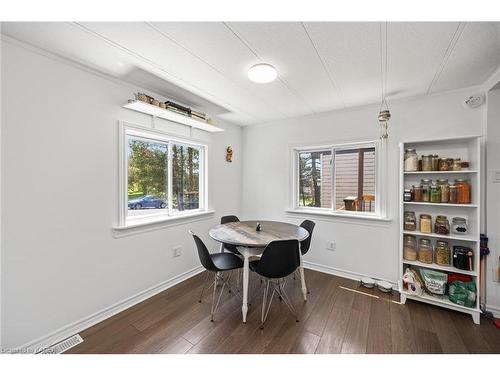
[299, 220, 316, 256]
[249, 239, 300, 329]
[220, 215, 241, 256]
[189, 230, 243, 322]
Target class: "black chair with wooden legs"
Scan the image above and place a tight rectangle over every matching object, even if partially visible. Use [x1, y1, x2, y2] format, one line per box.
[249, 239, 300, 329]
[189, 230, 243, 322]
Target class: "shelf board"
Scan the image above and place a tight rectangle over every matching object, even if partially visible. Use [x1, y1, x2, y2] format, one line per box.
[404, 170, 477, 174]
[123, 100, 224, 133]
[402, 260, 477, 276]
[402, 230, 478, 242]
[401, 290, 479, 313]
[403, 202, 477, 208]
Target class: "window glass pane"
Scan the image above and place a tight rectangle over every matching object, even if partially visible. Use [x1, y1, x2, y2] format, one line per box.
[172, 144, 200, 212]
[127, 137, 168, 216]
[298, 150, 332, 208]
[334, 147, 376, 212]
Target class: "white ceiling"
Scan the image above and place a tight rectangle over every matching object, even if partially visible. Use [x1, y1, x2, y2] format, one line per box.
[2, 22, 499, 126]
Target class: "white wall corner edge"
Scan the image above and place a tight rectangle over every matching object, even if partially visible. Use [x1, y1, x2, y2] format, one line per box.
[14, 265, 204, 354]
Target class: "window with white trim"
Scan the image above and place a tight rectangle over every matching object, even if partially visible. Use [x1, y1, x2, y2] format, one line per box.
[293, 141, 381, 217]
[119, 124, 207, 226]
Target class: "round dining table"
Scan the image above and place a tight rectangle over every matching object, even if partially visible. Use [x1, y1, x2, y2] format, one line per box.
[209, 220, 309, 322]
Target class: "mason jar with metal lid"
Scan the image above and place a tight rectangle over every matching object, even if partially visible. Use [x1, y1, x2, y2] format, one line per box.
[418, 238, 433, 264]
[422, 155, 433, 171]
[449, 185, 458, 204]
[437, 179, 449, 203]
[403, 235, 417, 261]
[435, 215, 450, 235]
[439, 158, 450, 171]
[452, 158, 462, 171]
[404, 148, 418, 172]
[421, 179, 432, 202]
[435, 240, 451, 265]
[430, 184, 441, 203]
[455, 179, 471, 204]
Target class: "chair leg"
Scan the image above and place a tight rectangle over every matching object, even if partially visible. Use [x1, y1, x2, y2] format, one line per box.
[261, 280, 275, 329]
[198, 271, 211, 303]
[276, 280, 299, 323]
[210, 272, 227, 322]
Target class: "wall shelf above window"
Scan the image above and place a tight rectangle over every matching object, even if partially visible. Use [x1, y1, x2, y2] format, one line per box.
[123, 100, 224, 133]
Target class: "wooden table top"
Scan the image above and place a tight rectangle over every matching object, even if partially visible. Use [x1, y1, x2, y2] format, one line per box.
[209, 220, 309, 247]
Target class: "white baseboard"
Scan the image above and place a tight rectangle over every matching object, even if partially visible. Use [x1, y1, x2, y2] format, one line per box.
[303, 261, 399, 290]
[485, 304, 500, 318]
[17, 265, 204, 353]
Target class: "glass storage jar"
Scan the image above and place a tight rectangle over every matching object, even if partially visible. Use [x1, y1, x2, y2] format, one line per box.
[437, 179, 449, 203]
[435, 240, 451, 266]
[404, 189, 412, 202]
[404, 211, 417, 231]
[404, 148, 418, 172]
[455, 179, 471, 204]
[451, 217, 468, 235]
[430, 184, 441, 203]
[452, 158, 462, 171]
[421, 179, 432, 202]
[449, 185, 458, 204]
[403, 235, 417, 261]
[413, 185, 423, 202]
[418, 238, 433, 264]
[422, 155, 433, 171]
[434, 215, 450, 235]
[439, 158, 450, 171]
[420, 214, 432, 234]
[432, 155, 439, 171]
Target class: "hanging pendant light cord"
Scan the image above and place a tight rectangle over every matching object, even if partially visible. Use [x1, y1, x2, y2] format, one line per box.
[379, 22, 389, 113]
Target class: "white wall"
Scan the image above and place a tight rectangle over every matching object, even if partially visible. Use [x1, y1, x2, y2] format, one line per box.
[0, 39, 243, 349]
[241, 89, 485, 287]
[486, 88, 500, 314]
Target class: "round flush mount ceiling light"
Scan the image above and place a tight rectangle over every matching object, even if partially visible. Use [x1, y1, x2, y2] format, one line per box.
[247, 63, 277, 83]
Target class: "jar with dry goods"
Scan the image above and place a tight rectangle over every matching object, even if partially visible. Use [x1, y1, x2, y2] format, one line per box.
[422, 155, 433, 171]
[439, 158, 450, 171]
[437, 179, 449, 203]
[421, 179, 432, 202]
[434, 215, 450, 235]
[404, 211, 417, 231]
[418, 238, 433, 264]
[451, 217, 468, 235]
[420, 214, 432, 234]
[412, 185, 423, 202]
[435, 240, 451, 266]
[404, 149, 418, 172]
[432, 155, 439, 171]
[449, 185, 458, 204]
[404, 189, 412, 202]
[455, 179, 471, 204]
[403, 235, 417, 261]
[430, 184, 441, 203]
[452, 158, 462, 171]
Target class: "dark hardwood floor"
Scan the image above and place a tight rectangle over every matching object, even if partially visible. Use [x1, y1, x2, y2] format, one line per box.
[66, 269, 500, 354]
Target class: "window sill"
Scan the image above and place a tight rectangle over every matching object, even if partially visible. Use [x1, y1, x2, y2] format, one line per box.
[285, 208, 392, 223]
[112, 209, 215, 238]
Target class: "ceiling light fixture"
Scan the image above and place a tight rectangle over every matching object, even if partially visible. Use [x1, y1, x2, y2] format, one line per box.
[247, 63, 277, 83]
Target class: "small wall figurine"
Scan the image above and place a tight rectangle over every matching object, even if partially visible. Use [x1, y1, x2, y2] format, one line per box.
[225, 146, 233, 163]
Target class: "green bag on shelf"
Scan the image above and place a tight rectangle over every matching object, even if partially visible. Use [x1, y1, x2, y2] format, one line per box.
[448, 280, 477, 308]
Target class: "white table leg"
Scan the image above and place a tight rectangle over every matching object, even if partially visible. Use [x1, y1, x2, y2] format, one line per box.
[242, 251, 250, 322]
[299, 253, 307, 301]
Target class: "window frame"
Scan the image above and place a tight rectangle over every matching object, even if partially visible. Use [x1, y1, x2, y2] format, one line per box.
[118, 121, 209, 228]
[291, 140, 386, 219]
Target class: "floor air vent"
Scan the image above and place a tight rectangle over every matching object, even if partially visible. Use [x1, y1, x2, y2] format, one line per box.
[40, 334, 83, 354]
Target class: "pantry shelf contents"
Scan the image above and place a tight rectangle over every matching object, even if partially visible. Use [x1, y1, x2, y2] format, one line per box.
[399, 136, 481, 324]
[123, 94, 224, 133]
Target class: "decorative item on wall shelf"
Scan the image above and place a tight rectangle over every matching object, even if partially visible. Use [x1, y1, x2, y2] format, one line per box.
[225, 146, 233, 163]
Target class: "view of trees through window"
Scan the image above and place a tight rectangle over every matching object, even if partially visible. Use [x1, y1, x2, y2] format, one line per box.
[127, 137, 201, 216]
[298, 146, 376, 213]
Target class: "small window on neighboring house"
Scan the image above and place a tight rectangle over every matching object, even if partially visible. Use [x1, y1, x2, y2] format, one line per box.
[294, 142, 380, 217]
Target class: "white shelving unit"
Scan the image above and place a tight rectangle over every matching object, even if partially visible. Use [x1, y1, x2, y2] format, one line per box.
[399, 136, 482, 324]
[123, 100, 224, 133]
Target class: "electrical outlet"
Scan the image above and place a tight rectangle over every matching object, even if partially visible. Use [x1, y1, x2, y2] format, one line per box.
[326, 241, 336, 251]
[172, 246, 182, 258]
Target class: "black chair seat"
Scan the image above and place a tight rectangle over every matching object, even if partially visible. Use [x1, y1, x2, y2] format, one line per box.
[211, 253, 243, 271]
[249, 259, 259, 273]
[223, 243, 241, 255]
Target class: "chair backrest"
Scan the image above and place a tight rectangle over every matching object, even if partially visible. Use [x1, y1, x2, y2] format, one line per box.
[189, 230, 217, 272]
[255, 240, 300, 279]
[221, 215, 239, 224]
[299, 220, 316, 255]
